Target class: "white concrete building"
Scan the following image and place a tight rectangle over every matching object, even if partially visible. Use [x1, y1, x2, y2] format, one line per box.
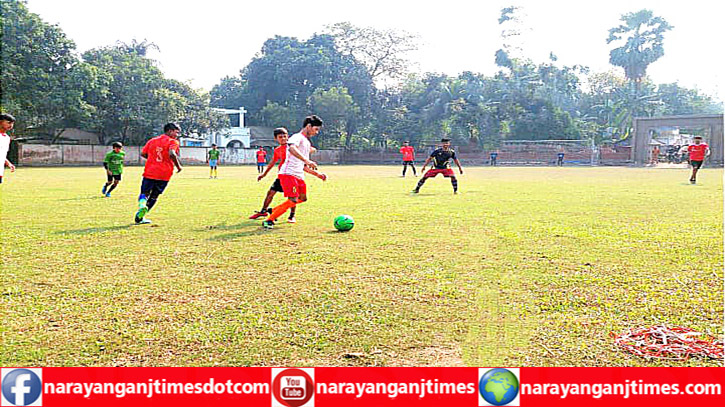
[207, 107, 251, 148]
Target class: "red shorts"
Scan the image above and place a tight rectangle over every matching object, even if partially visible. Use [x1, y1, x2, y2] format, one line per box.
[278, 174, 307, 198]
[423, 168, 455, 178]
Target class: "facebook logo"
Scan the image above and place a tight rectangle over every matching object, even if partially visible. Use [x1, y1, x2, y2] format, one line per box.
[1, 369, 42, 406]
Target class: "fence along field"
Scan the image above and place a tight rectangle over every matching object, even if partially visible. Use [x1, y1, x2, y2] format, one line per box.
[16, 142, 631, 166]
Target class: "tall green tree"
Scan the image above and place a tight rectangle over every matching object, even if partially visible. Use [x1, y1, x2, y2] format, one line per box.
[607, 9, 672, 89]
[308, 87, 359, 148]
[83, 42, 225, 144]
[324, 22, 419, 84]
[0, 0, 97, 138]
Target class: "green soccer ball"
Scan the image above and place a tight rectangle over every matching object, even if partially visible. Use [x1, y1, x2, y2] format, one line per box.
[334, 215, 354, 231]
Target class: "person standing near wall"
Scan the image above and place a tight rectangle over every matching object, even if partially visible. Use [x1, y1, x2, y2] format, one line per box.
[256, 146, 267, 174]
[208, 144, 220, 178]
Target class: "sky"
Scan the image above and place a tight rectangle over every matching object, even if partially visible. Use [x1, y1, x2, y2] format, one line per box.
[24, 0, 724, 99]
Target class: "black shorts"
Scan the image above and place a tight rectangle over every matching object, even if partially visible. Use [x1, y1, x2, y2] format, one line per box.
[403, 160, 414, 165]
[690, 160, 703, 169]
[107, 173, 122, 182]
[270, 178, 284, 193]
[140, 177, 169, 196]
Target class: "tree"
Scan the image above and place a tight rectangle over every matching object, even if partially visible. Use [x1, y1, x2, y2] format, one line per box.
[607, 10, 672, 89]
[324, 22, 419, 85]
[258, 101, 300, 132]
[654, 83, 723, 116]
[308, 87, 359, 148]
[164, 79, 229, 137]
[83, 42, 225, 144]
[213, 33, 374, 148]
[0, 0, 96, 138]
[210, 76, 246, 109]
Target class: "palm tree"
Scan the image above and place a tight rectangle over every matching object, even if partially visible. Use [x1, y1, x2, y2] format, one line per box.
[607, 10, 672, 92]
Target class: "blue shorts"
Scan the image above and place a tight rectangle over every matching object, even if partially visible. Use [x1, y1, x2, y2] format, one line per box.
[209, 159, 218, 167]
[140, 177, 169, 197]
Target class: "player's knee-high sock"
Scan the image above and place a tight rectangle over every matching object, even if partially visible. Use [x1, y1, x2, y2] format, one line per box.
[411, 164, 417, 175]
[138, 193, 148, 208]
[267, 199, 297, 222]
[402, 164, 407, 176]
[450, 177, 458, 192]
[414, 177, 427, 191]
[107, 183, 118, 193]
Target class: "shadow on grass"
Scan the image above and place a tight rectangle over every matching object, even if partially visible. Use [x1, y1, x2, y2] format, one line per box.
[196, 222, 254, 232]
[57, 225, 132, 235]
[58, 195, 106, 201]
[207, 225, 275, 240]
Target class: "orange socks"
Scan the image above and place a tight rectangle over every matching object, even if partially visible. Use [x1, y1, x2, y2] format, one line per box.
[267, 199, 298, 222]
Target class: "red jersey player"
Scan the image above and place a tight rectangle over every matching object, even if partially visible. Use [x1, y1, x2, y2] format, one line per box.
[400, 141, 417, 177]
[687, 136, 710, 184]
[256, 146, 268, 174]
[249, 128, 298, 223]
[134, 122, 183, 224]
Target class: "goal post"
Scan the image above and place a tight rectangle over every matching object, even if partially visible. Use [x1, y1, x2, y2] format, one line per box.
[499, 139, 597, 165]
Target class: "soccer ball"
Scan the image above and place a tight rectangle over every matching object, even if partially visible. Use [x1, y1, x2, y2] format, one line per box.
[333, 215, 354, 232]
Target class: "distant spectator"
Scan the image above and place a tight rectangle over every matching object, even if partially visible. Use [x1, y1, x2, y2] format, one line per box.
[651, 145, 660, 165]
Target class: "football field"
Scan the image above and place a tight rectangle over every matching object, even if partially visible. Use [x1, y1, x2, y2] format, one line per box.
[1, 165, 722, 366]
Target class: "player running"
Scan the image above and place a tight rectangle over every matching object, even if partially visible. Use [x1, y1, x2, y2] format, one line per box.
[412, 138, 463, 194]
[208, 144, 220, 178]
[687, 135, 710, 184]
[249, 127, 298, 223]
[400, 141, 417, 177]
[0, 113, 16, 184]
[101, 142, 125, 197]
[134, 122, 183, 224]
[262, 115, 327, 229]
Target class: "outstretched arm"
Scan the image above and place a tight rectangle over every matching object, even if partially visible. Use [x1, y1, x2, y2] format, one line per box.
[258, 157, 278, 181]
[304, 165, 326, 181]
[420, 157, 432, 172]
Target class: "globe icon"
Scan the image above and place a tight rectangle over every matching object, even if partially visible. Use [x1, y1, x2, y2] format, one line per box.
[479, 368, 519, 406]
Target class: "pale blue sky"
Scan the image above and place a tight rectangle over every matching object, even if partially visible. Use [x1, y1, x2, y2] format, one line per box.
[25, 0, 723, 99]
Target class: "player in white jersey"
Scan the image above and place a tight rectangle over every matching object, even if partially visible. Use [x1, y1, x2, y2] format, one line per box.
[263, 115, 327, 229]
[0, 113, 17, 184]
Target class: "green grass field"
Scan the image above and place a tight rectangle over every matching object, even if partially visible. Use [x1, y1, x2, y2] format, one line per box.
[1, 165, 722, 367]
